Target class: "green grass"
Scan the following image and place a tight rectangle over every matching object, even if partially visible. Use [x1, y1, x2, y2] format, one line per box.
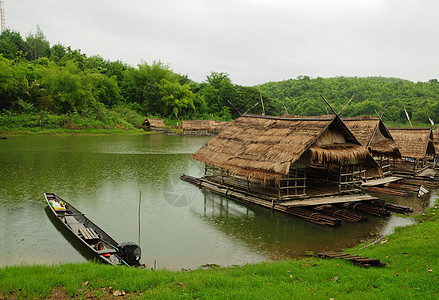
[1, 203, 438, 299]
[0, 107, 148, 136]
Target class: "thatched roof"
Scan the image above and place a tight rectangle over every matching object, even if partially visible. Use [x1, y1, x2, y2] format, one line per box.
[434, 129, 439, 153]
[387, 127, 435, 159]
[210, 121, 232, 131]
[192, 114, 376, 183]
[343, 116, 401, 157]
[143, 118, 166, 128]
[182, 120, 212, 130]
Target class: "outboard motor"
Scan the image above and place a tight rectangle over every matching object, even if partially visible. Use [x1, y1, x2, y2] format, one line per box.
[118, 242, 142, 266]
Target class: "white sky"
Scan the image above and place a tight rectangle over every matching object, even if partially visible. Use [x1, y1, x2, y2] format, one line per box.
[4, 0, 439, 85]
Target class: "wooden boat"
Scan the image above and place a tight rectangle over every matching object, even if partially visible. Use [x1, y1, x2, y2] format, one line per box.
[45, 193, 142, 266]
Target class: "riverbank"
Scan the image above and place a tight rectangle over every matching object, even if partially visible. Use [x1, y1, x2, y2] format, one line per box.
[1, 202, 437, 299]
[1, 112, 430, 138]
[0, 113, 184, 136]
[0, 127, 150, 137]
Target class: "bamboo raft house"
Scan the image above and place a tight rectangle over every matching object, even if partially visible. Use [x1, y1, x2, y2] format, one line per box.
[142, 118, 166, 132]
[343, 116, 401, 177]
[182, 114, 386, 222]
[182, 120, 232, 135]
[182, 120, 213, 135]
[387, 127, 436, 176]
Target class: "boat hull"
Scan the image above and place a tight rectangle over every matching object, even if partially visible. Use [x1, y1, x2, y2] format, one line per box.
[45, 193, 129, 266]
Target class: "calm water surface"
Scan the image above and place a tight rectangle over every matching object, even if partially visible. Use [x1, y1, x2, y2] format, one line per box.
[0, 135, 433, 269]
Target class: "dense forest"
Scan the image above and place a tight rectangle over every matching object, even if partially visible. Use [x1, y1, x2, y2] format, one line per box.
[258, 76, 439, 125]
[0, 27, 438, 130]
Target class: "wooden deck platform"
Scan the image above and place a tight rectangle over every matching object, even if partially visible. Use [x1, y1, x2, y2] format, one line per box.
[417, 168, 437, 178]
[361, 176, 401, 187]
[279, 194, 378, 208]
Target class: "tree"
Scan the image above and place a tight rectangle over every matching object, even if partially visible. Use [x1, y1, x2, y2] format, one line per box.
[121, 61, 189, 115]
[50, 43, 67, 62]
[35, 60, 95, 113]
[159, 79, 195, 118]
[0, 56, 28, 110]
[198, 72, 236, 115]
[0, 29, 26, 59]
[25, 26, 50, 61]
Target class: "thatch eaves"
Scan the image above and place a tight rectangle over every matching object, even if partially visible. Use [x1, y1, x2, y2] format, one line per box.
[191, 114, 374, 183]
[343, 116, 401, 157]
[388, 127, 435, 159]
[434, 129, 439, 153]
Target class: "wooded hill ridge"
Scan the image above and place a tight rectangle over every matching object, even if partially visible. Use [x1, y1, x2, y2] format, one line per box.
[1, 27, 438, 126]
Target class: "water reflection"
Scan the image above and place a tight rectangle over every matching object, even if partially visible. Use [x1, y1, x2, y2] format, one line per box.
[0, 135, 437, 269]
[192, 190, 432, 260]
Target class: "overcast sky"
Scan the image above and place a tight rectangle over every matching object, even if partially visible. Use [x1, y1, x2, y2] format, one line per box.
[4, 0, 439, 85]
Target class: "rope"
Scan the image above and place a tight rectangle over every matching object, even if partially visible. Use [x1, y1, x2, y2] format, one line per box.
[309, 212, 320, 219]
[352, 203, 361, 211]
[333, 209, 346, 216]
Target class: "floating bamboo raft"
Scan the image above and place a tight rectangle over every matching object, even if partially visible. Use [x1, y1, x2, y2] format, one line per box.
[287, 207, 341, 226]
[369, 199, 413, 214]
[314, 205, 367, 222]
[317, 251, 386, 267]
[386, 182, 421, 192]
[343, 202, 391, 217]
[181, 174, 413, 226]
[363, 186, 408, 197]
[398, 178, 438, 189]
[181, 174, 343, 226]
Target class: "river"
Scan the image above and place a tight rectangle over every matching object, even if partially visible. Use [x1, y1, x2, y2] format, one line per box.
[0, 134, 433, 269]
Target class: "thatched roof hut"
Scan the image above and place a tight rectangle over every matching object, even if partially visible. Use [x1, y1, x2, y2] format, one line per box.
[192, 114, 377, 183]
[182, 120, 232, 135]
[343, 116, 401, 157]
[387, 127, 435, 159]
[142, 118, 166, 128]
[182, 120, 212, 131]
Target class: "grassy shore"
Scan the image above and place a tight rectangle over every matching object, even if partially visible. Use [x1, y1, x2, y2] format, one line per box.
[0, 113, 186, 137]
[0, 125, 178, 137]
[0, 111, 149, 137]
[0, 127, 150, 137]
[1, 202, 438, 299]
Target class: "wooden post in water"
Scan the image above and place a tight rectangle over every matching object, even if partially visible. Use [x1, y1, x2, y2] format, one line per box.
[138, 191, 142, 245]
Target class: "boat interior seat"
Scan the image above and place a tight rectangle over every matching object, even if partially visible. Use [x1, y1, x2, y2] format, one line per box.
[79, 228, 100, 241]
[63, 216, 99, 240]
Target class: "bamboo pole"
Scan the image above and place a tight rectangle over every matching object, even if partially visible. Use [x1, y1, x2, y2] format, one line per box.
[138, 191, 142, 245]
[226, 99, 242, 115]
[242, 102, 259, 115]
[403, 107, 413, 127]
[260, 93, 265, 115]
[337, 94, 355, 115]
[320, 95, 338, 115]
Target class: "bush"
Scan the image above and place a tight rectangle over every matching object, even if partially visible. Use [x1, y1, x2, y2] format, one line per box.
[0, 106, 145, 131]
